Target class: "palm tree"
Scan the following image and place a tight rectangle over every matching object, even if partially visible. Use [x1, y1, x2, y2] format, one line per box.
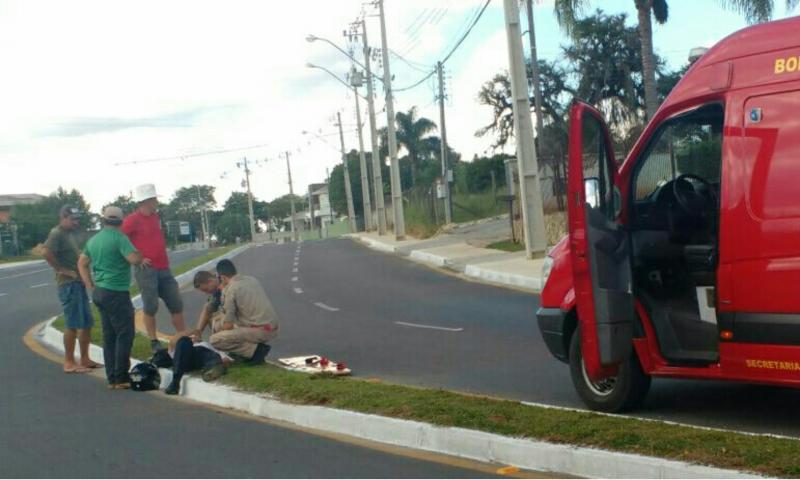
[394, 107, 438, 187]
[552, 0, 797, 120]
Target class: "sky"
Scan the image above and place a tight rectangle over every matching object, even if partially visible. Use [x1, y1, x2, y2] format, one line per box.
[0, 0, 796, 212]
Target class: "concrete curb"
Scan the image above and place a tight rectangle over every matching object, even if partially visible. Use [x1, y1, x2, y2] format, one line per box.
[0, 259, 46, 270]
[464, 264, 543, 291]
[35, 321, 759, 478]
[353, 235, 544, 292]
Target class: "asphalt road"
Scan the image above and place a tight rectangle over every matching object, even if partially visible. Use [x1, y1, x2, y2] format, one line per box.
[161, 239, 800, 438]
[1, 250, 491, 478]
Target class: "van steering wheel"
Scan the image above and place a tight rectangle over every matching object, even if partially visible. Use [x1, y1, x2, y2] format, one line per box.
[672, 173, 715, 217]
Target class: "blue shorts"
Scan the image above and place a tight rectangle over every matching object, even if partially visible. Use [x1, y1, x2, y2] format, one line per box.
[59, 281, 94, 330]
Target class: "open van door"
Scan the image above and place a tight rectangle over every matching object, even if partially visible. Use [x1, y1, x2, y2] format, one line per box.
[567, 101, 634, 382]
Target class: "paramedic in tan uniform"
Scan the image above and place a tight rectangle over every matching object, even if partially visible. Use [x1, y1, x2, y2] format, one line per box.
[209, 259, 277, 364]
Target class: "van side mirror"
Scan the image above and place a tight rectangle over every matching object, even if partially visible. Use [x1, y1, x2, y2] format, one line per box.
[584, 177, 601, 209]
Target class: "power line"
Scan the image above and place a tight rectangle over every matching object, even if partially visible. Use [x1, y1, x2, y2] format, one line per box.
[113, 143, 271, 166]
[394, 0, 492, 93]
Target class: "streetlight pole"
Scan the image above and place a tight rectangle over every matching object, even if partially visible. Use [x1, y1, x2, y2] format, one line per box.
[377, 0, 405, 240]
[336, 111, 357, 232]
[360, 19, 387, 235]
[503, 0, 547, 256]
[436, 61, 453, 224]
[352, 78, 373, 231]
[285, 151, 298, 242]
[239, 156, 257, 243]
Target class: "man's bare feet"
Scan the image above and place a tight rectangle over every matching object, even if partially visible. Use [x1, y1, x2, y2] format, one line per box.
[79, 360, 102, 369]
[64, 364, 90, 373]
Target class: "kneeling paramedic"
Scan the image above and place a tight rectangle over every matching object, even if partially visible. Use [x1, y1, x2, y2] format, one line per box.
[207, 259, 277, 364]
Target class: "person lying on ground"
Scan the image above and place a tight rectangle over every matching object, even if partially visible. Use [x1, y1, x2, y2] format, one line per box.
[42, 205, 101, 373]
[209, 259, 278, 365]
[164, 331, 232, 395]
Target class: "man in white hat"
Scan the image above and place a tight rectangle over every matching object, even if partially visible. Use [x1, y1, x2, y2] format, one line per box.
[122, 184, 187, 351]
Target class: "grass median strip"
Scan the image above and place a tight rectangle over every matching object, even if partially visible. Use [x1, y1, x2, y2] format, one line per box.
[49, 244, 800, 477]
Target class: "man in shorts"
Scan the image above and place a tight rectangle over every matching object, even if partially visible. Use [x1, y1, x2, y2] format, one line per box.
[122, 183, 186, 351]
[78, 206, 145, 389]
[42, 205, 100, 373]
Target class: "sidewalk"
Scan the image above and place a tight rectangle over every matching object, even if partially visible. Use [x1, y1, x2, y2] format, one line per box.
[350, 231, 546, 292]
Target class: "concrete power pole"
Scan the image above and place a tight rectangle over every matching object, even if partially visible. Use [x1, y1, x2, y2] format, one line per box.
[240, 156, 257, 243]
[361, 19, 386, 235]
[436, 61, 453, 225]
[377, 0, 405, 240]
[502, 0, 547, 256]
[194, 185, 208, 247]
[336, 111, 357, 232]
[525, 0, 545, 141]
[352, 76, 373, 231]
[285, 151, 298, 241]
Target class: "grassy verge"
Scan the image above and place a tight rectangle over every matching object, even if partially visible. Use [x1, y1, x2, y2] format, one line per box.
[0, 254, 39, 264]
[486, 239, 525, 253]
[49, 243, 800, 477]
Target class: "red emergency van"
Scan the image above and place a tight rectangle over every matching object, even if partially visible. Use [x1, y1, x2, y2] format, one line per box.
[536, 16, 800, 412]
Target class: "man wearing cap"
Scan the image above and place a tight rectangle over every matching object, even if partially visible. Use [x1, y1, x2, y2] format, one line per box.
[42, 205, 100, 373]
[78, 206, 145, 389]
[122, 184, 187, 351]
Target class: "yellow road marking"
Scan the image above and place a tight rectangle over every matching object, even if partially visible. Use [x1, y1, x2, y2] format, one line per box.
[23, 320, 557, 478]
[498, 465, 521, 475]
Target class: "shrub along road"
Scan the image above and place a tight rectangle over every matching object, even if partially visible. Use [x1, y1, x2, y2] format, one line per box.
[158, 238, 800, 438]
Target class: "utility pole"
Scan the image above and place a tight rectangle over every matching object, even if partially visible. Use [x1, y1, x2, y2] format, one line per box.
[325, 167, 333, 237]
[194, 185, 208, 247]
[436, 61, 453, 224]
[285, 151, 298, 241]
[360, 19, 386, 235]
[351, 69, 373, 231]
[503, 0, 547, 256]
[239, 156, 257, 243]
[377, 0, 405, 240]
[336, 111, 357, 232]
[525, 0, 545, 141]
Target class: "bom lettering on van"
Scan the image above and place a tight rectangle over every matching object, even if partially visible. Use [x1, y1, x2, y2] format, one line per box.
[774, 56, 800, 74]
[745, 359, 800, 371]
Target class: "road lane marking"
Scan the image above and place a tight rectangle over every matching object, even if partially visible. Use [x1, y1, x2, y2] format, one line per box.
[313, 302, 339, 312]
[292, 267, 298, 273]
[291, 277, 298, 282]
[394, 321, 463, 332]
[293, 287, 303, 294]
[0, 293, 6, 297]
[0, 268, 51, 281]
[30, 283, 49, 289]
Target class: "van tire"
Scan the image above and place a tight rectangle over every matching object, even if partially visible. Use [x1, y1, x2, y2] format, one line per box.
[568, 327, 651, 412]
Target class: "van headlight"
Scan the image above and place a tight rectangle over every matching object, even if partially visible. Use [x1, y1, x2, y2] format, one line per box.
[542, 255, 554, 285]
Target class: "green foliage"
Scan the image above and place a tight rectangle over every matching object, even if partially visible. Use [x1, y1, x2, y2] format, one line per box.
[212, 212, 251, 244]
[462, 154, 510, 193]
[329, 150, 365, 219]
[264, 194, 304, 229]
[159, 185, 217, 240]
[11, 187, 93, 252]
[451, 191, 507, 223]
[103, 195, 137, 215]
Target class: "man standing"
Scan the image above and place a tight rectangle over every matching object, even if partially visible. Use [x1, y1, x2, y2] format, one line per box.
[42, 205, 99, 373]
[209, 259, 277, 364]
[78, 206, 144, 389]
[122, 184, 186, 351]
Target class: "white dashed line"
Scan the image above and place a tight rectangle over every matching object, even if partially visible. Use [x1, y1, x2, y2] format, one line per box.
[30, 283, 49, 289]
[292, 267, 298, 273]
[291, 277, 298, 282]
[0, 293, 7, 297]
[293, 287, 304, 294]
[394, 321, 463, 332]
[313, 302, 340, 312]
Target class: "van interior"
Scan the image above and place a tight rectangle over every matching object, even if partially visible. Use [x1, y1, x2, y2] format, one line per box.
[628, 104, 724, 365]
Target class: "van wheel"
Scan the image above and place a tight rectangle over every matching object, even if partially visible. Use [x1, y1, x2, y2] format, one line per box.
[568, 327, 651, 412]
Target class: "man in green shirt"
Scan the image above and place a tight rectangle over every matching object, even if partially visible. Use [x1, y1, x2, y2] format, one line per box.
[78, 206, 146, 389]
[42, 205, 99, 373]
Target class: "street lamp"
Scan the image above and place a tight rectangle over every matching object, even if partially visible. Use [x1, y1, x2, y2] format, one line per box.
[305, 63, 368, 100]
[305, 34, 382, 84]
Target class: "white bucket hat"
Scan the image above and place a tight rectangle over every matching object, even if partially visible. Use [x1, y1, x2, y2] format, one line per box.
[133, 184, 159, 203]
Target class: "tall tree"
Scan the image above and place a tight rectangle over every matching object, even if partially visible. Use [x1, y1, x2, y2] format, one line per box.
[393, 107, 439, 187]
[11, 187, 93, 252]
[719, 0, 798, 23]
[554, 0, 668, 120]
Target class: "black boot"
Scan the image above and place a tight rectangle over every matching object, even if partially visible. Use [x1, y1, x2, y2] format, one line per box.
[249, 344, 271, 365]
[165, 375, 181, 395]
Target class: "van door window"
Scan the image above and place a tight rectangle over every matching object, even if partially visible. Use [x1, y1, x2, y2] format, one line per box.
[582, 114, 616, 221]
[633, 104, 724, 230]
